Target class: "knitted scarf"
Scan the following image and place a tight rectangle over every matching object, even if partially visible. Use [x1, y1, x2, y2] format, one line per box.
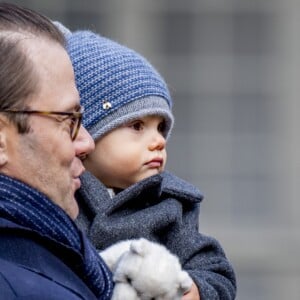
[0, 174, 113, 299]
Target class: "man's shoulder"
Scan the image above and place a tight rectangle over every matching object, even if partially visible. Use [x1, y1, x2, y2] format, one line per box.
[0, 257, 96, 300]
[0, 223, 97, 300]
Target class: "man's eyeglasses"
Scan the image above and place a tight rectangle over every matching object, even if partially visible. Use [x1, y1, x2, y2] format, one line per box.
[0, 106, 84, 141]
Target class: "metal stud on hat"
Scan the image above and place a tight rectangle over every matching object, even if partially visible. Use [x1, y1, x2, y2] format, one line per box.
[102, 100, 112, 110]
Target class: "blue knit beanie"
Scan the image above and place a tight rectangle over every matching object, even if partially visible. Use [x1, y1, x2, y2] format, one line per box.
[62, 27, 174, 141]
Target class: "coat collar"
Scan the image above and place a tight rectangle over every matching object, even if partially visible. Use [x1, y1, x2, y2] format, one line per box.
[78, 170, 203, 216]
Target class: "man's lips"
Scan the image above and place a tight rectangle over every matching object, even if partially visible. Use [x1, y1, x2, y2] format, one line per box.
[73, 166, 85, 190]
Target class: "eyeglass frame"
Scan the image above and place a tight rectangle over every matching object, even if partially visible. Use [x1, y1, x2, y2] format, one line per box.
[0, 105, 84, 141]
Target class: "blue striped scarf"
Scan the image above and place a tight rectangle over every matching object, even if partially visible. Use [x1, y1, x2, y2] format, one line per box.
[0, 174, 113, 299]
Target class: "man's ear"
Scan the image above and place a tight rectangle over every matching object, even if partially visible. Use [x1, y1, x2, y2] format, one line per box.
[0, 124, 9, 167]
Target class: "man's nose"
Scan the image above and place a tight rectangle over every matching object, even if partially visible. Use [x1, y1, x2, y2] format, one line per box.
[74, 125, 95, 159]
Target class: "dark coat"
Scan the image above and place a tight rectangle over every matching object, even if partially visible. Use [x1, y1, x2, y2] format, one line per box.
[76, 171, 237, 300]
[0, 218, 98, 300]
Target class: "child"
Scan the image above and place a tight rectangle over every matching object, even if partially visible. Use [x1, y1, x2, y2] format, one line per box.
[66, 29, 236, 299]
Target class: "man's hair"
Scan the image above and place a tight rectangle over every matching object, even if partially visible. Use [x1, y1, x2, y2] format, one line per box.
[0, 3, 66, 133]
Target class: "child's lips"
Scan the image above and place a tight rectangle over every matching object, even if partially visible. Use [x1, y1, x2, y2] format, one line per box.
[145, 158, 163, 168]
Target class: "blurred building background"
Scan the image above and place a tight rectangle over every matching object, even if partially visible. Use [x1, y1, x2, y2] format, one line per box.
[9, 0, 300, 299]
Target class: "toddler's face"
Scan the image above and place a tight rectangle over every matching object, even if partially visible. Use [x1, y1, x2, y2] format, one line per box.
[84, 115, 167, 189]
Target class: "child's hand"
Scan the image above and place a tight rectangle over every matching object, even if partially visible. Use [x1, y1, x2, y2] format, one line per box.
[182, 282, 200, 300]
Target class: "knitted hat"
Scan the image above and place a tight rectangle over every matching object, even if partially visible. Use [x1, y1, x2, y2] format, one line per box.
[65, 30, 174, 141]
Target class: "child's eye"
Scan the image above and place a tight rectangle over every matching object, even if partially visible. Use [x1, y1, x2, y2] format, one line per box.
[130, 120, 143, 131]
[158, 120, 166, 134]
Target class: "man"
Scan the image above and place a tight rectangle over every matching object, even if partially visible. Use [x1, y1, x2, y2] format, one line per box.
[0, 3, 113, 299]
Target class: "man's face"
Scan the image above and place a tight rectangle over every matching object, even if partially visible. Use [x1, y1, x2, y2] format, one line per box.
[1, 37, 94, 219]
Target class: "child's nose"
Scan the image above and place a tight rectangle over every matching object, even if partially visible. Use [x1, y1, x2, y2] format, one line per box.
[148, 132, 166, 151]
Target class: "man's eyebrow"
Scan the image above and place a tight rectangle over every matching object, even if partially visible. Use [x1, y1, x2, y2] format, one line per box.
[74, 104, 81, 111]
[64, 103, 81, 112]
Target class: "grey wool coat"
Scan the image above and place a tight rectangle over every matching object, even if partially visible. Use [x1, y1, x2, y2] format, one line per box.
[76, 171, 237, 300]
